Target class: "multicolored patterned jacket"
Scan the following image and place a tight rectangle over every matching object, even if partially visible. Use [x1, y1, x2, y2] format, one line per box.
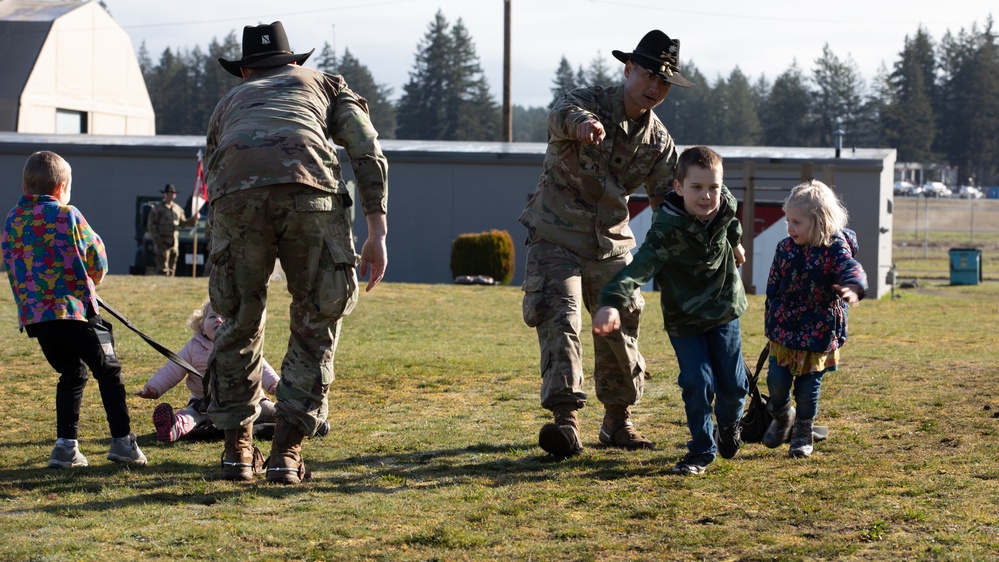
[206, 64, 388, 217]
[764, 229, 868, 353]
[2, 194, 106, 329]
[519, 85, 678, 260]
[598, 187, 747, 338]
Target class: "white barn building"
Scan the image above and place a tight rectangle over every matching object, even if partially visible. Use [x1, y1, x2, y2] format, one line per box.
[0, 0, 154, 135]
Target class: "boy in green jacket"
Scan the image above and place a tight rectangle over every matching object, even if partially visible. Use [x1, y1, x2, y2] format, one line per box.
[593, 145, 748, 475]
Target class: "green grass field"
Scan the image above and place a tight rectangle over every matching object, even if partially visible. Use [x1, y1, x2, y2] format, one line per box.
[1, 275, 997, 561]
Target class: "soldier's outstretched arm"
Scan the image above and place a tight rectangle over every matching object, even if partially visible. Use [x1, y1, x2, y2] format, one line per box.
[359, 211, 387, 292]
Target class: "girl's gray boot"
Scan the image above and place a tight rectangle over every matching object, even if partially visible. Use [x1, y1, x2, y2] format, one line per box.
[789, 417, 815, 458]
[763, 402, 795, 449]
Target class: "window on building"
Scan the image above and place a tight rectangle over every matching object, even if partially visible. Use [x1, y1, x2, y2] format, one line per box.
[55, 109, 88, 134]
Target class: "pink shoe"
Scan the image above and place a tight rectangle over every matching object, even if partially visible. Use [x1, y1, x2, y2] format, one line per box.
[153, 403, 196, 443]
[153, 403, 175, 442]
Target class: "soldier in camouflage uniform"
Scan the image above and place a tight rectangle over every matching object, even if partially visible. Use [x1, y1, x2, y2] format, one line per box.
[146, 184, 196, 276]
[519, 30, 694, 459]
[594, 146, 748, 476]
[205, 22, 388, 484]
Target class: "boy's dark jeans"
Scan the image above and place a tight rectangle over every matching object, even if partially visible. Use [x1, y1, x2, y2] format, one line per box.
[27, 317, 131, 440]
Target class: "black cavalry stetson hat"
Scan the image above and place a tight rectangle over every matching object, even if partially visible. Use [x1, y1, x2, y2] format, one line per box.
[218, 21, 314, 77]
[161, 184, 177, 193]
[612, 30, 694, 88]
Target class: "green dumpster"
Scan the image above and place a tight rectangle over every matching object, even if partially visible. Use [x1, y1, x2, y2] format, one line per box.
[948, 248, 982, 285]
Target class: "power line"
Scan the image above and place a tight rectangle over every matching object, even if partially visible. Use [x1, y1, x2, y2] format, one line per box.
[115, 0, 420, 31]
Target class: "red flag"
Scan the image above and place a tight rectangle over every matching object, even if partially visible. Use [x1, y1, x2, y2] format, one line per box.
[192, 154, 208, 217]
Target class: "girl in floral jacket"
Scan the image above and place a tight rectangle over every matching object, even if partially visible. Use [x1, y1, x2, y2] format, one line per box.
[763, 180, 867, 458]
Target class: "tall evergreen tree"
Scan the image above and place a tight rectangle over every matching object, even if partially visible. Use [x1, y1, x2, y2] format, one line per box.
[145, 47, 195, 135]
[811, 45, 867, 148]
[316, 44, 398, 139]
[137, 41, 152, 75]
[512, 105, 548, 142]
[655, 62, 710, 145]
[715, 67, 762, 146]
[751, 75, 771, 117]
[947, 20, 999, 184]
[396, 12, 451, 139]
[866, 62, 895, 150]
[446, 18, 499, 140]
[701, 74, 727, 144]
[760, 62, 816, 146]
[314, 42, 337, 74]
[549, 56, 578, 109]
[199, 33, 241, 131]
[883, 33, 937, 161]
[583, 51, 614, 87]
[396, 11, 498, 141]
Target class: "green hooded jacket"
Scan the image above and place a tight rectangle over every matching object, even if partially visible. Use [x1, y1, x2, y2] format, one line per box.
[598, 186, 747, 337]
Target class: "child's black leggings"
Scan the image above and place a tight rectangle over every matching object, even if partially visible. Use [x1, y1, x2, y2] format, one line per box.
[29, 317, 131, 440]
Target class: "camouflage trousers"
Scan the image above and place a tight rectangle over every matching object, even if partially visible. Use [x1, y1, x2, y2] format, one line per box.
[206, 184, 358, 435]
[153, 238, 178, 276]
[521, 239, 647, 412]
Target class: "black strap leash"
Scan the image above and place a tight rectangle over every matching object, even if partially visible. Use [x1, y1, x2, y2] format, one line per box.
[95, 295, 203, 378]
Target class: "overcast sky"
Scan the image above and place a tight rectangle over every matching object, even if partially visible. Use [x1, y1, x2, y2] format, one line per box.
[105, 0, 993, 108]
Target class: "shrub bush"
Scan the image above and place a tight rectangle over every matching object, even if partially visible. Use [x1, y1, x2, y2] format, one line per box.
[450, 229, 516, 285]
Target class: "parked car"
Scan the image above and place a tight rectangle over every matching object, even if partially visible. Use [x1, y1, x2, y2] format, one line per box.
[958, 185, 983, 199]
[921, 181, 952, 197]
[893, 181, 918, 196]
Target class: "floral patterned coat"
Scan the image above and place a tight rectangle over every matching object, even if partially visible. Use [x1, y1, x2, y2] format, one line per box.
[765, 229, 868, 353]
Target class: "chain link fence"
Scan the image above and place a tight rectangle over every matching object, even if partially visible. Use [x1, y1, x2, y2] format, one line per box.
[892, 197, 998, 280]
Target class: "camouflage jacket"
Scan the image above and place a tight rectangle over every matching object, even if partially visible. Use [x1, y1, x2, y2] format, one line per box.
[146, 201, 189, 244]
[519, 85, 678, 260]
[206, 65, 388, 216]
[598, 187, 747, 338]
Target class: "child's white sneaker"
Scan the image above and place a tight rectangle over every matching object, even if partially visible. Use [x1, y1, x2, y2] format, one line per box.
[48, 440, 88, 469]
[107, 433, 147, 466]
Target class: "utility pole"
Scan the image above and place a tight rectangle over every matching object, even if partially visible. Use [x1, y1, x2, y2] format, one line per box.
[502, 0, 512, 142]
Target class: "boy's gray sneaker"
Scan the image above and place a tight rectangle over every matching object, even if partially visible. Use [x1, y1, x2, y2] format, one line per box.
[107, 433, 147, 466]
[48, 442, 89, 469]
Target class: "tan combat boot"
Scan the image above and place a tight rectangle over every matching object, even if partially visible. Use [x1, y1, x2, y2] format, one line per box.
[221, 424, 264, 481]
[599, 405, 655, 450]
[538, 407, 583, 459]
[266, 418, 308, 484]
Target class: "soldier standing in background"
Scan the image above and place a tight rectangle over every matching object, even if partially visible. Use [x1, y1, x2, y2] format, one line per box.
[205, 21, 388, 484]
[146, 184, 196, 276]
[519, 30, 694, 459]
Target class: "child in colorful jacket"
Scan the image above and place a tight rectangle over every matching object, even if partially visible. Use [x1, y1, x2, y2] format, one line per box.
[2, 151, 146, 468]
[763, 180, 867, 458]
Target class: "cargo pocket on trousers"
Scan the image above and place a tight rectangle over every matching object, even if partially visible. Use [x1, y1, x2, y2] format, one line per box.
[317, 236, 359, 320]
[207, 238, 239, 319]
[93, 318, 120, 368]
[521, 274, 549, 328]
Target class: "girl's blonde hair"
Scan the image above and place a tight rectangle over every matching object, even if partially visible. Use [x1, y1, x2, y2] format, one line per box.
[784, 180, 848, 247]
[187, 299, 214, 335]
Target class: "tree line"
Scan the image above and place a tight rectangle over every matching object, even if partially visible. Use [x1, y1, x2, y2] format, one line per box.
[138, 11, 999, 185]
